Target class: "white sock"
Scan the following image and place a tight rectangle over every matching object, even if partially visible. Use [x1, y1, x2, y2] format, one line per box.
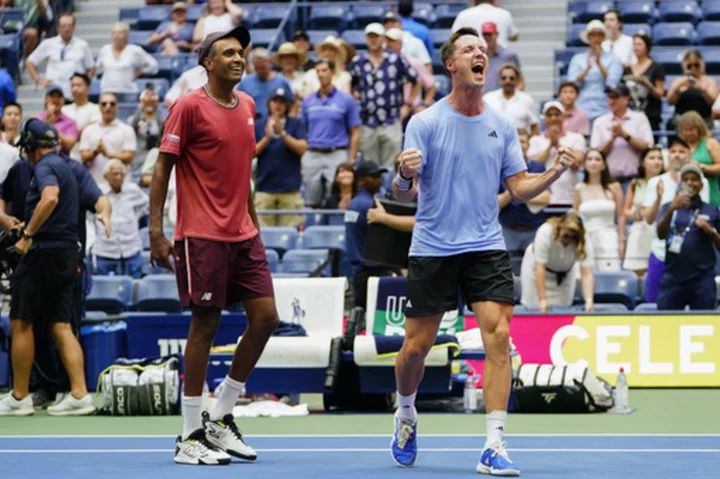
[210, 376, 246, 421]
[484, 410, 507, 448]
[182, 395, 203, 440]
[395, 392, 417, 421]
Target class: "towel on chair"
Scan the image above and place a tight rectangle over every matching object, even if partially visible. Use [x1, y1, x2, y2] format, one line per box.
[353, 334, 460, 367]
[374, 334, 461, 358]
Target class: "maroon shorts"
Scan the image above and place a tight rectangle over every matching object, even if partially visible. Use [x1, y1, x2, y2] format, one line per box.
[175, 234, 274, 309]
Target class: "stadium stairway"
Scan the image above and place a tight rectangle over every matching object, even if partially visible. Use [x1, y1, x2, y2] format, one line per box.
[500, 0, 567, 102]
[16, 0, 145, 117]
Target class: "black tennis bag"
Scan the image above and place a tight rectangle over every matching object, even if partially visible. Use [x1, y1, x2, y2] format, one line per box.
[512, 364, 614, 413]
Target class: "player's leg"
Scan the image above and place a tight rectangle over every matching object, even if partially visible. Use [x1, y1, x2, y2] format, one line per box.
[391, 256, 461, 467]
[461, 251, 520, 476]
[173, 238, 231, 465]
[204, 234, 278, 460]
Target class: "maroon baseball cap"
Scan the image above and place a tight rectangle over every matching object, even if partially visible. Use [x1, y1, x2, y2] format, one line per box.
[197, 25, 251, 66]
[481, 22, 498, 34]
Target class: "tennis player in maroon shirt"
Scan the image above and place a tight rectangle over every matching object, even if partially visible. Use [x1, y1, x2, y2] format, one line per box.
[149, 26, 280, 466]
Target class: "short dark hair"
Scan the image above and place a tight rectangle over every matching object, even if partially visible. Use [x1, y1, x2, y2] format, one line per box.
[669, 136, 690, 150]
[398, 0, 413, 17]
[315, 57, 336, 72]
[440, 27, 480, 74]
[2, 101, 21, 115]
[558, 81, 579, 95]
[58, 12, 75, 26]
[633, 34, 652, 55]
[499, 63, 520, 77]
[71, 72, 91, 86]
[604, 9, 623, 24]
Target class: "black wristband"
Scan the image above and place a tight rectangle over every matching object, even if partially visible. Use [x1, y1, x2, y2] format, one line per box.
[399, 171, 413, 181]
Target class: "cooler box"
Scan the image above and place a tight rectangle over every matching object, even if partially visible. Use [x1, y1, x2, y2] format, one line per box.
[81, 321, 128, 390]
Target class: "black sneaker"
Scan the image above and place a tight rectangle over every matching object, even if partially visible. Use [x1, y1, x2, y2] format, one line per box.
[174, 428, 232, 465]
[202, 411, 258, 461]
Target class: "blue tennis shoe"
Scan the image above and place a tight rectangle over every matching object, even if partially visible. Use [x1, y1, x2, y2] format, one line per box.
[390, 416, 418, 467]
[476, 442, 521, 476]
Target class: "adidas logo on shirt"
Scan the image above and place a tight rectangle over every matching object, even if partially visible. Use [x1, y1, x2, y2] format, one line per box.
[488, 131, 498, 138]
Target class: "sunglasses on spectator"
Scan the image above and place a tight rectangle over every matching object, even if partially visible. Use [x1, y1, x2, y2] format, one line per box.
[686, 63, 700, 69]
[100, 101, 117, 107]
[501, 76, 517, 81]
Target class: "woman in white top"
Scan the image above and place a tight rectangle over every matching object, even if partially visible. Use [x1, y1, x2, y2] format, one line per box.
[1, 102, 21, 146]
[192, 0, 244, 44]
[302, 36, 352, 97]
[622, 146, 664, 275]
[573, 148, 625, 271]
[96, 22, 159, 95]
[521, 212, 595, 312]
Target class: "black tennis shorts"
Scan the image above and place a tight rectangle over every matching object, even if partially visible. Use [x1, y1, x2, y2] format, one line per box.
[405, 250, 515, 317]
[10, 247, 79, 324]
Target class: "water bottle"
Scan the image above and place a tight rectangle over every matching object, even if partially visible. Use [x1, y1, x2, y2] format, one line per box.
[614, 368, 629, 410]
[464, 369, 478, 413]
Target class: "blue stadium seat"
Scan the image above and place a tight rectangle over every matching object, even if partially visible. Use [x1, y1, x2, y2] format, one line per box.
[118, 102, 137, 123]
[0, 34, 20, 81]
[266, 248, 280, 273]
[696, 22, 720, 45]
[412, 3, 434, 26]
[434, 74, 450, 98]
[567, 24, 587, 47]
[341, 30, 367, 50]
[84, 311, 109, 321]
[136, 78, 170, 100]
[137, 6, 171, 30]
[658, 1, 700, 24]
[249, 29, 284, 49]
[141, 251, 152, 276]
[89, 78, 101, 103]
[0, 8, 24, 33]
[129, 30, 157, 53]
[634, 302, 657, 311]
[302, 225, 346, 251]
[432, 4, 464, 29]
[593, 271, 638, 309]
[281, 249, 330, 275]
[700, 47, 720, 73]
[430, 29, 451, 49]
[186, 5, 205, 23]
[618, 2, 656, 24]
[252, 6, 293, 29]
[622, 23, 652, 38]
[119, 7, 140, 23]
[574, 1, 615, 24]
[702, 1, 720, 21]
[431, 51, 444, 74]
[260, 226, 298, 256]
[85, 276, 134, 314]
[307, 30, 340, 47]
[152, 54, 175, 82]
[575, 303, 629, 312]
[350, 4, 388, 29]
[652, 47, 686, 74]
[136, 275, 181, 313]
[652, 22, 696, 46]
[555, 47, 584, 75]
[309, 6, 349, 32]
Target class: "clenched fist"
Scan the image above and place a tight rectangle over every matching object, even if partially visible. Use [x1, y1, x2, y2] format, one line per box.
[553, 147, 576, 173]
[398, 148, 422, 178]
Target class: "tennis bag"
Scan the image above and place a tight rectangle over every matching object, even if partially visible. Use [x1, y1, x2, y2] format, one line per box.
[512, 364, 614, 413]
[98, 355, 180, 416]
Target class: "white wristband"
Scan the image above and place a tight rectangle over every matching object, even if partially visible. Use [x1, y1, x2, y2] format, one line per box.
[394, 172, 412, 192]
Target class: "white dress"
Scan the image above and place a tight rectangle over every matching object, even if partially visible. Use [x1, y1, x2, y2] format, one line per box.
[623, 180, 653, 271]
[579, 198, 621, 271]
[521, 222, 595, 307]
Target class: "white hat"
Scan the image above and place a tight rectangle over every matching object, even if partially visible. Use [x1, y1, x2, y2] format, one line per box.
[542, 100, 565, 115]
[384, 28, 403, 42]
[365, 23, 385, 36]
[580, 19, 607, 44]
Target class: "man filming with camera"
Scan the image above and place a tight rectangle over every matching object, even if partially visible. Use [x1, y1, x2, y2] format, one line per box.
[0, 119, 102, 416]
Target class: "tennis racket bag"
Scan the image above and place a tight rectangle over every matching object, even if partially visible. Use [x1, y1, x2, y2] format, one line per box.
[512, 364, 614, 413]
[98, 355, 180, 416]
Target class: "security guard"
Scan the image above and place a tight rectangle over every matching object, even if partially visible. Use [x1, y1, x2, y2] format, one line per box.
[0, 119, 98, 416]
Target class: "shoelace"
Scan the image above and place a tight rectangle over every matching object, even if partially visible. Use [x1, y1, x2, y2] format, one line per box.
[227, 419, 246, 442]
[489, 442, 511, 462]
[396, 421, 415, 449]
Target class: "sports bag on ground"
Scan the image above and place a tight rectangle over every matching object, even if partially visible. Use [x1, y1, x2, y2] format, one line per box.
[98, 355, 180, 416]
[512, 364, 614, 413]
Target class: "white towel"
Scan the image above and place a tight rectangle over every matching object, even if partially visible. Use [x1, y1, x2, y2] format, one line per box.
[352, 336, 450, 366]
[231, 400, 309, 418]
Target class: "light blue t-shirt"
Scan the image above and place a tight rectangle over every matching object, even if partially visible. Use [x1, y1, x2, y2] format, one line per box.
[235, 74, 292, 120]
[405, 98, 527, 257]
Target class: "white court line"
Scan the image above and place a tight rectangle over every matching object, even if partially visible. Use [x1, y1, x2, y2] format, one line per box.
[1, 448, 720, 454]
[1, 433, 719, 439]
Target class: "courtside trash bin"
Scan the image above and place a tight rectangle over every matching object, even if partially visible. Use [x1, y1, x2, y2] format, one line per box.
[81, 321, 128, 391]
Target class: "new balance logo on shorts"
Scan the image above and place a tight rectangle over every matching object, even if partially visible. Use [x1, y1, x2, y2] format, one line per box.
[201, 292, 213, 301]
[488, 130, 498, 138]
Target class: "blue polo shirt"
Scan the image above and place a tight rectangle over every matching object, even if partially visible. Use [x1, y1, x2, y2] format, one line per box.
[659, 201, 720, 283]
[344, 189, 375, 268]
[254, 117, 306, 193]
[302, 88, 361, 149]
[236, 74, 292, 120]
[498, 160, 546, 229]
[25, 152, 79, 249]
[401, 17, 434, 56]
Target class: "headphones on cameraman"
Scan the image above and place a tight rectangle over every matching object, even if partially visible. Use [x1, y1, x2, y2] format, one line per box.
[17, 118, 59, 156]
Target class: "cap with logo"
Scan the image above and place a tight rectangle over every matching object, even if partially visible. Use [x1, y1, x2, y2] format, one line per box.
[481, 22, 498, 34]
[365, 23, 385, 37]
[197, 25, 251, 66]
[270, 86, 292, 102]
[355, 160, 388, 178]
[384, 11, 400, 22]
[18, 118, 59, 151]
[542, 100, 565, 115]
[45, 83, 64, 96]
[385, 28, 403, 42]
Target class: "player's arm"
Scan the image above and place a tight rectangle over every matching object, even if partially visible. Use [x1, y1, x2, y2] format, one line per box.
[247, 187, 259, 230]
[504, 148, 575, 202]
[149, 152, 176, 238]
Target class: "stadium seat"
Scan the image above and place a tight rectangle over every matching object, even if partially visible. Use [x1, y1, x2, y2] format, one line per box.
[555, 48, 583, 75]
[0, 34, 20, 81]
[634, 302, 657, 311]
[350, 5, 387, 29]
[281, 249, 331, 275]
[302, 225, 346, 251]
[432, 4, 465, 29]
[84, 311, 109, 321]
[696, 22, 720, 45]
[307, 30, 340, 47]
[341, 30, 367, 50]
[252, 6, 294, 30]
[151, 54, 175, 82]
[118, 102, 137, 123]
[431, 51, 444, 75]
[85, 275, 134, 314]
[308, 6, 349, 32]
[702, 1, 720, 21]
[567, 24, 587, 47]
[249, 29, 284, 49]
[129, 30, 157, 54]
[137, 6, 171, 30]
[658, 1, 700, 24]
[700, 47, 720, 73]
[260, 226, 298, 256]
[118, 7, 140, 23]
[652, 22, 696, 46]
[622, 23, 652, 38]
[593, 271, 638, 309]
[186, 5, 205, 23]
[618, 1, 656, 24]
[434, 74, 450, 98]
[430, 29, 451, 49]
[412, 3, 434, 26]
[575, 303, 629, 312]
[266, 248, 280, 273]
[573, 1, 615, 24]
[136, 78, 170, 101]
[135, 275, 181, 313]
[652, 47, 686, 74]
[141, 251, 152, 276]
[89, 78, 101, 103]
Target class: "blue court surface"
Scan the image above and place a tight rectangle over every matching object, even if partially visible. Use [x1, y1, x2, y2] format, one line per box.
[1, 434, 718, 478]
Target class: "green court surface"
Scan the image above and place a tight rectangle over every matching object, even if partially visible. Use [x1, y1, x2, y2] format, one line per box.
[1, 390, 718, 436]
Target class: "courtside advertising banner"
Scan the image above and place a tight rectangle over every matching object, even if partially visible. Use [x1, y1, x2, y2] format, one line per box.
[466, 314, 720, 387]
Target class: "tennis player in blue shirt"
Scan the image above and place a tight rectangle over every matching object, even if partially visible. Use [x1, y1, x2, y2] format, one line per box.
[390, 27, 577, 476]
